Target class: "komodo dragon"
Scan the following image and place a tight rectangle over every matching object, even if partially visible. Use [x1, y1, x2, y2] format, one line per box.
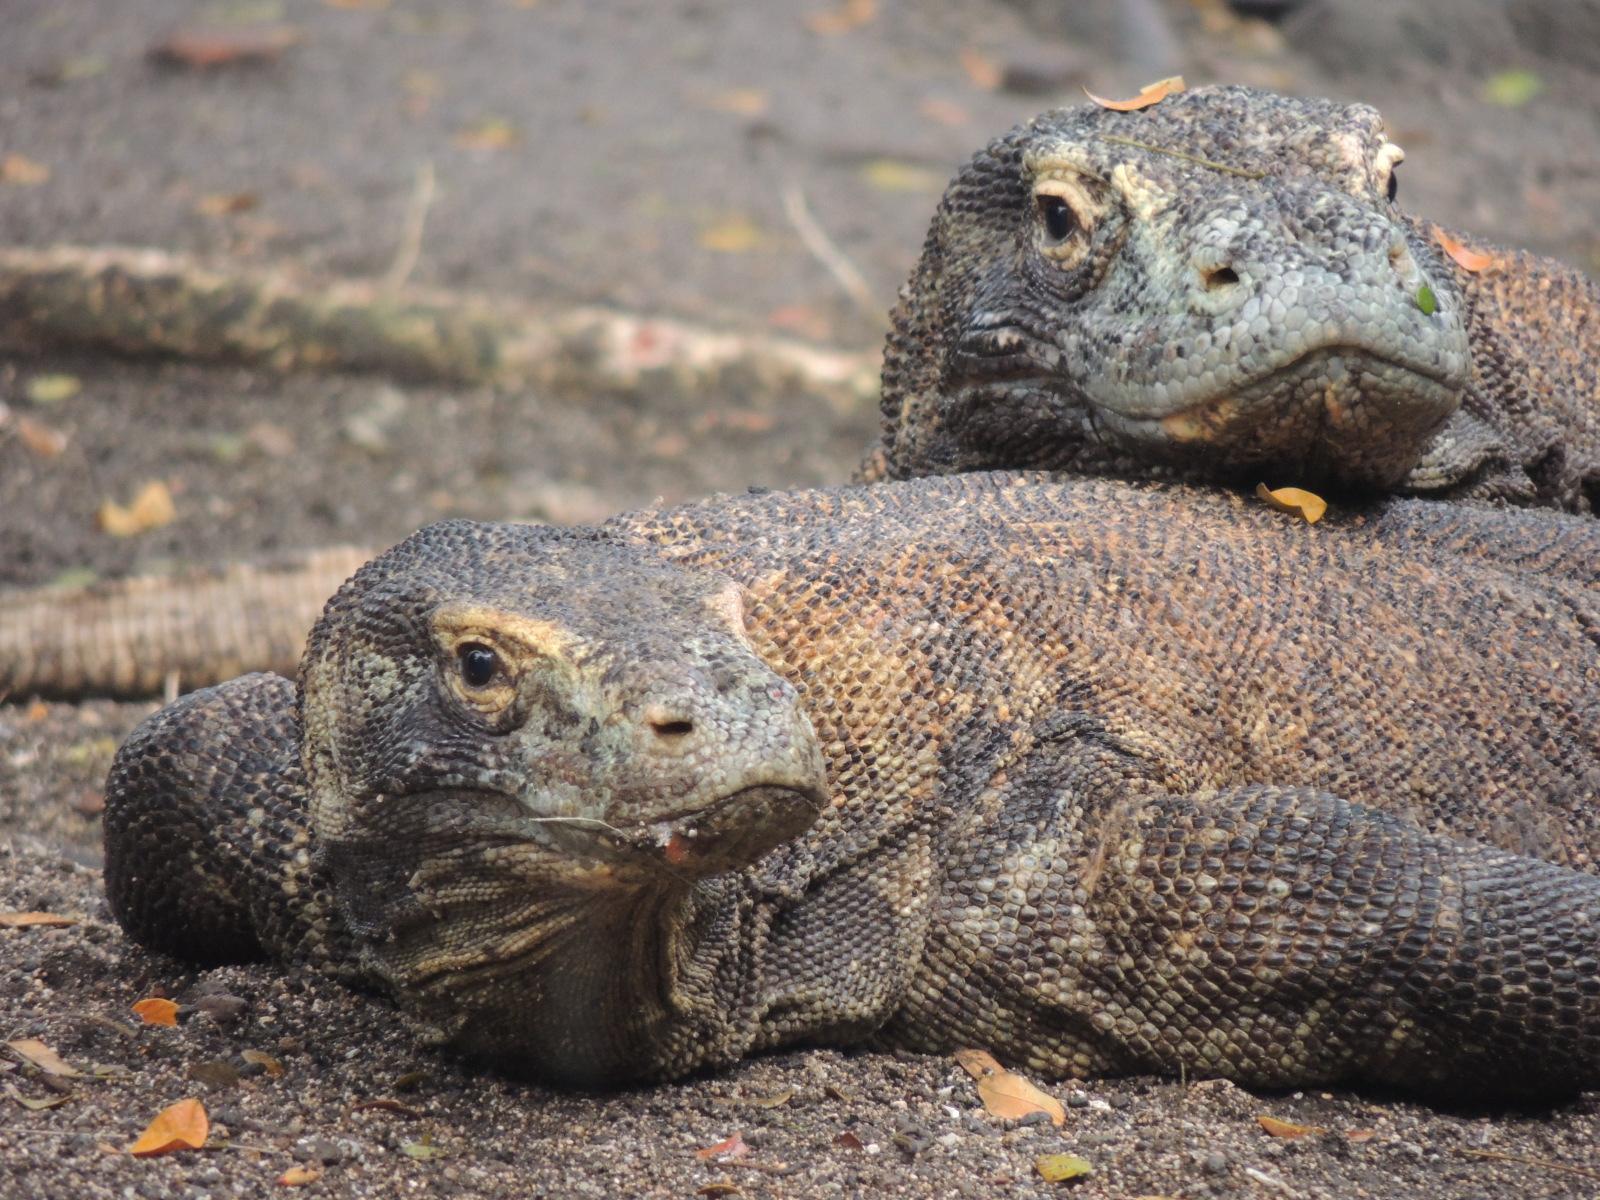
[866, 85, 1600, 511]
[105, 473, 1600, 1098]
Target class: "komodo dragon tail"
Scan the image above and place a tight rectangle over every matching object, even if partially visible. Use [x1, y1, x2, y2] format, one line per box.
[0, 547, 370, 701]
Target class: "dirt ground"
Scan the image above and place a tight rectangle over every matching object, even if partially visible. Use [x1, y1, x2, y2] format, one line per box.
[3, 1, 1600, 1197]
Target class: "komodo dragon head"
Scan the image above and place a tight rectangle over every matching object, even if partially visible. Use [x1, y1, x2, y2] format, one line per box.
[873, 84, 1471, 493]
[295, 520, 828, 1082]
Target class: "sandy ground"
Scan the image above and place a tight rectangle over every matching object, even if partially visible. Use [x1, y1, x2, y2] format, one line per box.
[3, 1, 1600, 1196]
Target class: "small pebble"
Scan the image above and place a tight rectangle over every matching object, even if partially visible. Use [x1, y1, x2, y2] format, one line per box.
[1203, 1150, 1230, 1174]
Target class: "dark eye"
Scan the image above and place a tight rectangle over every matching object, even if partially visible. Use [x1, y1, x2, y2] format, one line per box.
[1037, 194, 1080, 243]
[458, 643, 499, 688]
[1386, 168, 1399, 203]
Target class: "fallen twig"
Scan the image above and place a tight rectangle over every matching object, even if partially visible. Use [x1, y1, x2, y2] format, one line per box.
[1452, 1146, 1600, 1183]
[781, 183, 882, 320]
[382, 162, 436, 293]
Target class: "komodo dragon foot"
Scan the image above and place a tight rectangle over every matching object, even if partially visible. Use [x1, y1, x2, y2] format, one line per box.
[107, 474, 1600, 1097]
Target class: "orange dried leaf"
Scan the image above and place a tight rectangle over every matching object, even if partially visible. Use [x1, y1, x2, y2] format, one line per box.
[129, 1097, 209, 1156]
[6, 1038, 83, 1077]
[278, 1166, 321, 1186]
[1258, 1114, 1324, 1139]
[954, 1047, 1005, 1079]
[195, 191, 258, 215]
[133, 998, 181, 1027]
[978, 1068, 1066, 1124]
[696, 1132, 752, 1161]
[805, 0, 876, 36]
[99, 480, 177, 537]
[452, 118, 518, 151]
[959, 49, 1001, 90]
[1084, 75, 1185, 112]
[918, 98, 971, 127]
[1345, 1128, 1376, 1143]
[1435, 229, 1494, 273]
[16, 416, 69, 459]
[242, 1049, 286, 1077]
[0, 912, 77, 928]
[1, 154, 51, 185]
[150, 27, 301, 68]
[1255, 483, 1327, 524]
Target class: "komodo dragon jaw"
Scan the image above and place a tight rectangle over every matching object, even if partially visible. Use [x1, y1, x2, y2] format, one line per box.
[293, 521, 827, 1081]
[878, 85, 1472, 493]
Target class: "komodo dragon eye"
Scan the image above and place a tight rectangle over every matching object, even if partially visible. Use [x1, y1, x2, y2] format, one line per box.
[1036, 194, 1080, 243]
[457, 643, 500, 688]
[1387, 168, 1400, 203]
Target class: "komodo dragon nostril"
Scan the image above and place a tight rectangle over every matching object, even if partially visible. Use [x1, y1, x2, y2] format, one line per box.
[1202, 266, 1240, 289]
[644, 705, 694, 739]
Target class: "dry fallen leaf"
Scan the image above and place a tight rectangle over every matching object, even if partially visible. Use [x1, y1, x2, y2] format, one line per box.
[453, 118, 518, 151]
[1257, 1114, 1324, 1139]
[99, 481, 178, 537]
[696, 88, 769, 116]
[149, 27, 301, 68]
[186, 1060, 241, 1090]
[1084, 75, 1186, 112]
[0, 912, 77, 928]
[1036, 1152, 1092, 1181]
[860, 159, 942, 193]
[1435, 229, 1495, 273]
[6, 1039, 83, 1077]
[129, 1097, 209, 1156]
[6, 1082, 71, 1110]
[242, 1049, 286, 1077]
[699, 214, 763, 253]
[1255, 483, 1328, 524]
[278, 1166, 321, 1186]
[832, 1130, 865, 1150]
[959, 48, 1001, 90]
[954, 1048, 1066, 1124]
[0, 154, 51, 185]
[133, 997, 181, 1027]
[696, 1132, 752, 1161]
[698, 1184, 741, 1198]
[805, 0, 876, 36]
[918, 97, 971, 126]
[743, 1087, 794, 1108]
[16, 417, 69, 460]
[195, 192, 259, 215]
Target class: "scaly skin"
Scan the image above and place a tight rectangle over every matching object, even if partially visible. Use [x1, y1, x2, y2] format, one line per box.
[107, 475, 1600, 1097]
[868, 86, 1600, 511]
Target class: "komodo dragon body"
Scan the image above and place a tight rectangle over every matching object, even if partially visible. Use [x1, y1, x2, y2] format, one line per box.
[107, 474, 1600, 1097]
[868, 85, 1600, 511]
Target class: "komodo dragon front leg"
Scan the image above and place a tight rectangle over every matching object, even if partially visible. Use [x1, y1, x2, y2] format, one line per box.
[889, 766, 1600, 1098]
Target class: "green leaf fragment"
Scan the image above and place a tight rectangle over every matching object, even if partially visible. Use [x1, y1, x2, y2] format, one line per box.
[1482, 69, 1542, 108]
[25, 374, 81, 404]
[1415, 285, 1437, 316]
[1036, 1152, 1092, 1182]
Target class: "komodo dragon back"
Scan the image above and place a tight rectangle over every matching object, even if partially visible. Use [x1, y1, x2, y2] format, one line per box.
[869, 84, 1600, 512]
[106, 474, 1600, 1097]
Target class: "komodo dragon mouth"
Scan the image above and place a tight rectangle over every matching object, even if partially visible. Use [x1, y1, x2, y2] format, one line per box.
[950, 343, 1463, 489]
[431, 778, 829, 883]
